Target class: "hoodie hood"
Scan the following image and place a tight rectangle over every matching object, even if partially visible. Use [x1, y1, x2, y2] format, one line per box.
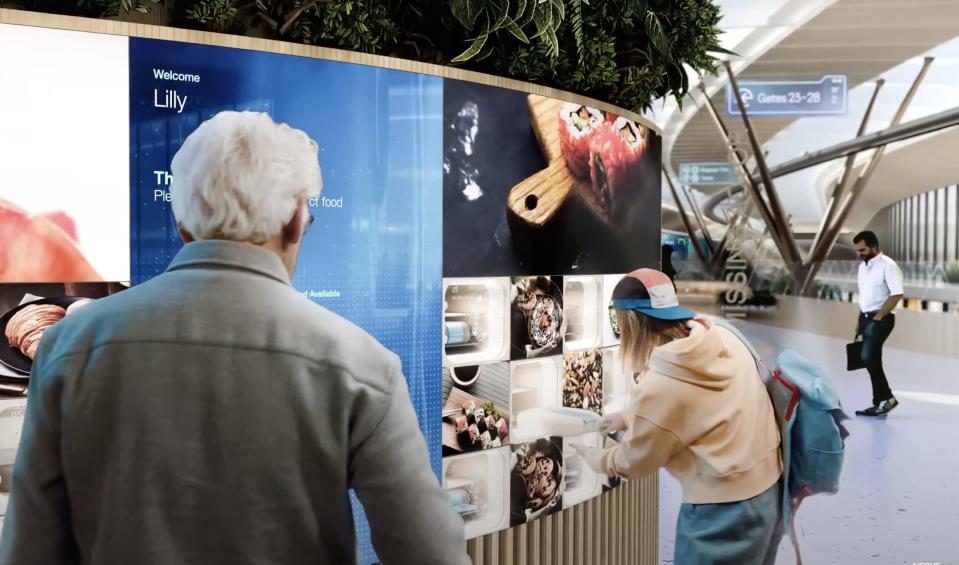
[647, 317, 738, 391]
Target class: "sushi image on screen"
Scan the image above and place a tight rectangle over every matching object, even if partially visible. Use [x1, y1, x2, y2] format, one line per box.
[442, 363, 511, 456]
[441, 80, 662, 278]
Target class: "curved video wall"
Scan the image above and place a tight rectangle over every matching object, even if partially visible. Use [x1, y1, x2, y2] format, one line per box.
[0, 20, 661, 562]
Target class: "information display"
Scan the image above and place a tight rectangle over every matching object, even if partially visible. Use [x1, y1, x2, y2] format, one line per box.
[0, 22, 662, 562]
[726, 74, 848, 117]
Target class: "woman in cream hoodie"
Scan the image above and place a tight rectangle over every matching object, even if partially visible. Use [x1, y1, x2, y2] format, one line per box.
[576, 268, 783, 565]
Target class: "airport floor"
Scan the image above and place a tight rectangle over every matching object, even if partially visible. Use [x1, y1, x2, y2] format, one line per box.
[658, 320, 959, 565]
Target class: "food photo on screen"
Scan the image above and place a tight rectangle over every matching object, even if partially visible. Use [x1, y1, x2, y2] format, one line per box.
[442, 363, 511, 456]
[0, 283, 128, 380]
[509, 436, 564, 526]
[510, 276, 564, 360]
[562, 349, 604, 415]
[442, 79, 662, 277]
[0, 24, 130, 283]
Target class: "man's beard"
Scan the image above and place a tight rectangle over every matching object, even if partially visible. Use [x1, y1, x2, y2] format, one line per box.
[861, 252, 876, 263]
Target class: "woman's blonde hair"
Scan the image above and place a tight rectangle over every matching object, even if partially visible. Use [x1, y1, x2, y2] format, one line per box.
[616, 309, 691, 374]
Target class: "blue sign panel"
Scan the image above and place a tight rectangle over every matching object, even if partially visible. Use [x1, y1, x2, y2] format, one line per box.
[726, 75, 847, 117]
[129, 38, 444, 565]
[678, 162, 740, 186]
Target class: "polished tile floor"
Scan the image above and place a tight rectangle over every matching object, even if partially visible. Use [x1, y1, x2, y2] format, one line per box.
[658, 321, 959, 565]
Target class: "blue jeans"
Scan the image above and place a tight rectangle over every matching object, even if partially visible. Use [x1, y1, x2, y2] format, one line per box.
[858, 313, 895, 404]
[675, 481, 783, 565]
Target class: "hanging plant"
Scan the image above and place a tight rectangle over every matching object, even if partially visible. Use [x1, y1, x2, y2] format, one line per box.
[5, 0, 730, 114]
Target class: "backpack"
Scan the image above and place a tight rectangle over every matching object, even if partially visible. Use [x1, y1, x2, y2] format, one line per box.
[713, 318, 850, 565]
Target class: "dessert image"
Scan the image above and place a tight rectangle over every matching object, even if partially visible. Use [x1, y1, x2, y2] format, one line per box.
[509, 437, 564, 525]
[562, 350, 603, 415]
[0, 284, 127, 376]
[511, 276, 564, 360]
[3, 298, 92, 361]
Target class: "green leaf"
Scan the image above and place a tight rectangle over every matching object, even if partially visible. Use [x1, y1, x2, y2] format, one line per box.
[550, 0, 564, 22]
[645, 10, 668, 55]
[506, 20, 530, 43]
[530, 3, 552, 40]
[491, 0, 511, 33]
[515, 0, 537, 27]
[513, 0, 527, 22]
[571, 0, 585, 66]
[451, 0, 484, 31]
[451, 24, 490, 62]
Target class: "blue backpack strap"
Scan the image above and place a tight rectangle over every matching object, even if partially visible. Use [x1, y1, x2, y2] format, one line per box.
[710, 317, 766, 375]
[712, 318, 802, 562]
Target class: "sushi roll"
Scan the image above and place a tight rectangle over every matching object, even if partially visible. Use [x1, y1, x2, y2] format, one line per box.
[468, 424, 481, 446]
[558, 103, 605, 179]
[496, 418, 509, 439]
[466, 411, 477, 427]
[492, 437, 502, 448]
[457, 428, 472, 448]
[462, 400, 476, 413]
[588, 116, 647, 218]
[484, 416, 497, 431]
[476, 416, 488, 434]
[453, 415, 468, 433]
[488, 424, 500, 442]
[480, 430, 492, 449]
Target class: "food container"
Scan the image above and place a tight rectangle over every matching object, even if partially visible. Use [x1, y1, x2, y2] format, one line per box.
[510, 357, 562, 442]
[444, 278, 510, 366]
[563, 276, 603, 352]
[602, 348, 631, 415]
[602, 274, 625, 346]
[442, 449, 510, 539]
[563, 431, 603, 508]
[0, 398, 27, 467]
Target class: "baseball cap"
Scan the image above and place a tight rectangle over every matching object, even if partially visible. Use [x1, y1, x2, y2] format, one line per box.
[610, 268, 696, 321]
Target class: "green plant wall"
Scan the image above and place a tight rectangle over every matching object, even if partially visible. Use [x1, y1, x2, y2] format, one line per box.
[3, 0, 729, 113]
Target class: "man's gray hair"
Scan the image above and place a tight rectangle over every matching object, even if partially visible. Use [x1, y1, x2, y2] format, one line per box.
[170, 111, 323, 243]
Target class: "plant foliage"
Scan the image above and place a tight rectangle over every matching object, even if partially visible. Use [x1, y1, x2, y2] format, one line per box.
[7, 0, 728, 113]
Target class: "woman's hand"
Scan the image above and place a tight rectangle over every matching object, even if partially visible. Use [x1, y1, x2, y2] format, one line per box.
[598, 412, 626, 435]
[570, 442, 608, 474]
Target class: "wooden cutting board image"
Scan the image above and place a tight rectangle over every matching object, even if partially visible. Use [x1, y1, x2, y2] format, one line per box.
[506, 96, 613, 232]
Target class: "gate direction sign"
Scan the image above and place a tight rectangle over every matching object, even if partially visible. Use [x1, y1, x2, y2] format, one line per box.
[678, 162, 740, 186]
[726, 74, 848, 117]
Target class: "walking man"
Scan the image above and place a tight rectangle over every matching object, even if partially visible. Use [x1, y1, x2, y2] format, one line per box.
[853, 230, 903, 417]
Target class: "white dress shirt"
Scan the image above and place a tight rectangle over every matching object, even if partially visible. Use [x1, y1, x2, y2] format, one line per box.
[857, 253, 904, 313]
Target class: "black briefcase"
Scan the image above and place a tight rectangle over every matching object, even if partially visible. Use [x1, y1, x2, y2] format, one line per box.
[846, 336, 865, 371]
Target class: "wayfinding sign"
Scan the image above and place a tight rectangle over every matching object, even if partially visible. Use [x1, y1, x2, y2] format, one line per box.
[726, 75, 848, 117]
[678, 162, 740, 186]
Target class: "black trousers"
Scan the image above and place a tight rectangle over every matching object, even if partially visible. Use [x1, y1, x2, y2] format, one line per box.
[858, 312, 895, 404]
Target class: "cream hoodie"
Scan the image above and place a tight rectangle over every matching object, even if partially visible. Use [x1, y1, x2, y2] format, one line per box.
[598, 317, 782, 504]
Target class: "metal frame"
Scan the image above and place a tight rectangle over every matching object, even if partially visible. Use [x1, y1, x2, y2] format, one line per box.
[799, 57, 934, 294]
[665, 171, 709, 264]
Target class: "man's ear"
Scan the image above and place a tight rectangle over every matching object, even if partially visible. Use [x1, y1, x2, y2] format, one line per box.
[281, 196, 306, 249]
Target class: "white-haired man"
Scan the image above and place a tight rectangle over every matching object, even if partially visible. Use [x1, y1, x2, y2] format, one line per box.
[0, 112, 469, 565]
